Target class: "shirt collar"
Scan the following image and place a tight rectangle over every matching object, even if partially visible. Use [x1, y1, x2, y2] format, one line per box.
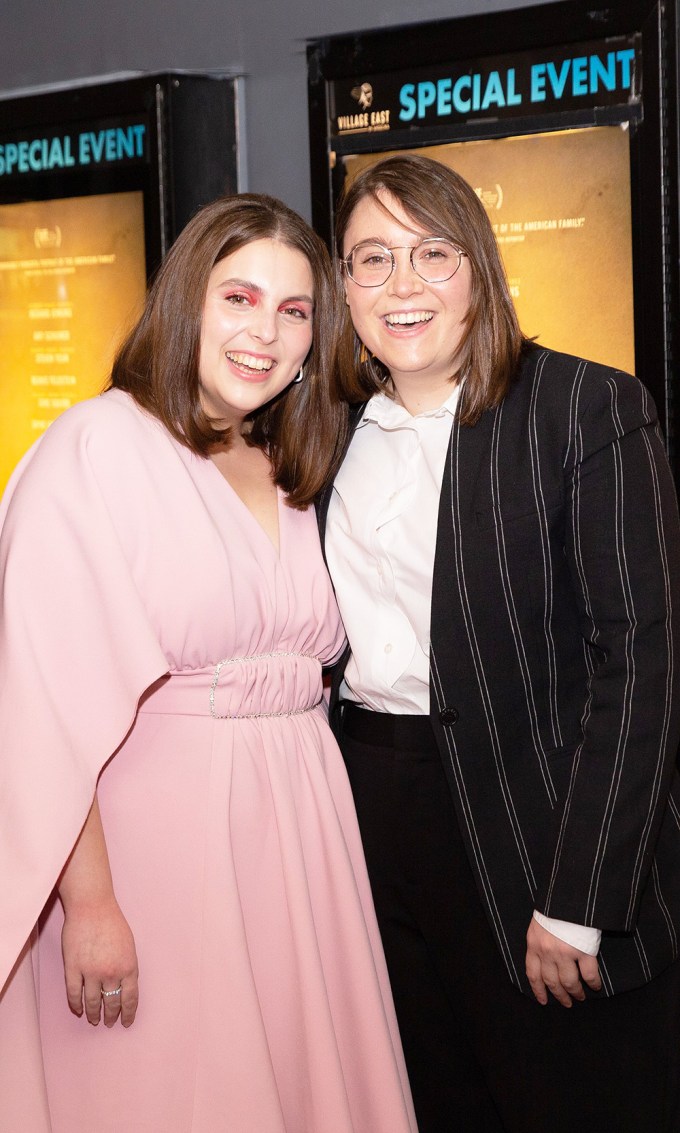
[358, 382, 462, 430]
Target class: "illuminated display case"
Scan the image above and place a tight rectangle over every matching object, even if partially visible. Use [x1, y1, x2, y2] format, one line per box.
[307, 0, 680, 477]
[0, 72, 239, 490]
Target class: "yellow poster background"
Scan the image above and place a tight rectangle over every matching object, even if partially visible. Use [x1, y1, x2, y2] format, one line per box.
[0, 190, 146, 493]
[343, 125, 635, 375]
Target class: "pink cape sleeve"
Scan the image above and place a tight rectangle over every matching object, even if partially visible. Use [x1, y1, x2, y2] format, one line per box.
[0, 398, 170, 990]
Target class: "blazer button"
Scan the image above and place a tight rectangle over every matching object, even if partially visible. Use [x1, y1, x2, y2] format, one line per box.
[439, 707, 459, 726]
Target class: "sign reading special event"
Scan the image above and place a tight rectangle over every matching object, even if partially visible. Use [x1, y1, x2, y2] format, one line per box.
[0, 191, 147, 492]
[0, 116, 148, 181]
[330, 36, 639, 138]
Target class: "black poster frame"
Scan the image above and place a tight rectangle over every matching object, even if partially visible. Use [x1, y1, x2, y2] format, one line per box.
[307, 0, 680, 474]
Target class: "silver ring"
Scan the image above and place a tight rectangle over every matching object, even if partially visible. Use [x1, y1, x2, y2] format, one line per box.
[101, 985, 122, 997]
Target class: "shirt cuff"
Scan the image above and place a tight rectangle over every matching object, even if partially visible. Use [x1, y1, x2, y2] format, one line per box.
[532, 910, 602, 956]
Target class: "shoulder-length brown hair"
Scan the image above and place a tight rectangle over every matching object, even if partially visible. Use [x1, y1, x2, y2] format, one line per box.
[110, 193, 344, 507]
[334, 153, 527, 425]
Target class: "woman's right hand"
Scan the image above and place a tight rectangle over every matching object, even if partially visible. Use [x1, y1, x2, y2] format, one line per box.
[61, 894, 139, 1027]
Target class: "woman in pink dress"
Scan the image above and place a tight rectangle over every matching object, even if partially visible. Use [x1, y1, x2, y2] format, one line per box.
[0, 193, 417, 1133]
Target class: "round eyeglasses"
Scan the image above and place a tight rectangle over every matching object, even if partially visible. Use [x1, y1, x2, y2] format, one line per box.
[341, 238, 467, 287]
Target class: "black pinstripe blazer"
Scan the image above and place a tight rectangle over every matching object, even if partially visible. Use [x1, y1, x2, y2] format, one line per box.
[318, 343, 680, 997]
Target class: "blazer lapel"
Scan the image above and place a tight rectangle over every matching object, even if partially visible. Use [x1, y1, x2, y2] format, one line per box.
[316, 401, 367, 546]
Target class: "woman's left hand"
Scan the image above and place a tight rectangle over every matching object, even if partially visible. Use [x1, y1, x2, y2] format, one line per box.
[525, 918, 601, 1008]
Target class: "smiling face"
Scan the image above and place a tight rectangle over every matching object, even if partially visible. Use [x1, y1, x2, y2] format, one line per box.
[342, 190, 472, 411]
[198, 238, 314, 429]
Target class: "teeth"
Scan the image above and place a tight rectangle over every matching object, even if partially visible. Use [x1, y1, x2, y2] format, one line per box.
[226, 352, 273, 371]
[384, 312, 434, 326]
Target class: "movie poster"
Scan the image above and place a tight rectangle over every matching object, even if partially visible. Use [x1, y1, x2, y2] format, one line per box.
[0, 190, 146, 492]
[343, 125, 634, 375]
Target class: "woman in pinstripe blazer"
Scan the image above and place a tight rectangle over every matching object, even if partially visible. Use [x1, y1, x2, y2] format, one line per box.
[319, 153, 680, 1132]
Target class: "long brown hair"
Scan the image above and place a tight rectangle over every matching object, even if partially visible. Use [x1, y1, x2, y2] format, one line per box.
[110, 193, 344, 507]
[334, 154, 526, 424]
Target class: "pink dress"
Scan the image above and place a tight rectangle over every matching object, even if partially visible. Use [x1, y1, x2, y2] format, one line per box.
[0, 390, 417, 1133]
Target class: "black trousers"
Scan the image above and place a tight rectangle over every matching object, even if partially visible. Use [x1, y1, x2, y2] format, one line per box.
[340, 703, 680, 1133]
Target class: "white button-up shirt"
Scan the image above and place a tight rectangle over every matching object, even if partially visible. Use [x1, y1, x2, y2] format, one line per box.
[326, 386, 461, 713]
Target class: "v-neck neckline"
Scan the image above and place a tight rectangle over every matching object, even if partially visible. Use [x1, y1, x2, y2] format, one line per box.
[205, 456, 283, 558]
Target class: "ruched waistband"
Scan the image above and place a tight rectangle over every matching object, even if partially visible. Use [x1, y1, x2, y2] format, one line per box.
[139, 651, 323, 719]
